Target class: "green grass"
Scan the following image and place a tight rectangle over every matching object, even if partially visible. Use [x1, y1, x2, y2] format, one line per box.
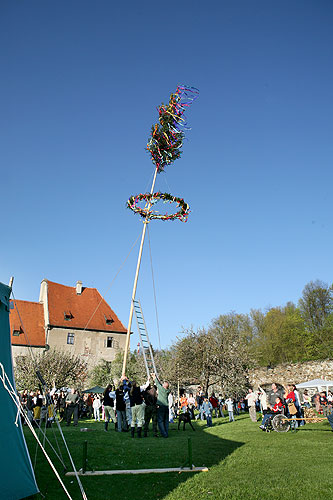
[24, 414, 333, 500]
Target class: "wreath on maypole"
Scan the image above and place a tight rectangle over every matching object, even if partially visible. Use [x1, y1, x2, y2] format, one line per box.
[127, 192, 190, 222]
[128, 84, 199, 222]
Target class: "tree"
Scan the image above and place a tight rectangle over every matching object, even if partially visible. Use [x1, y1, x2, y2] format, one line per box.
[253, 303, 308, 366]
[14, 350, 87, 390]
[172, 327, 217, 394]
[298, 280, 333, 359]
[172, 313, 253, 395]
[299, 280, 333, 332]
[87, 359, 113, 387]
[208, 313, 253, 395]
[110, 350, 146, 384]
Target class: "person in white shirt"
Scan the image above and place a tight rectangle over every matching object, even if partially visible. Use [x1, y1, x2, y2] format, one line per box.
[93, 395, 102, 421]
[225, 397, 234, 422]
[245, 388, 258, 422]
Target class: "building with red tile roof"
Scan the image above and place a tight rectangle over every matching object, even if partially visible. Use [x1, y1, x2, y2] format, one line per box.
[10, 279, 128, 368]
[10, 300, 45, 347]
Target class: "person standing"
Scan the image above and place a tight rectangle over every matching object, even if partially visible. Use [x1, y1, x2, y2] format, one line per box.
[128, 378, 149, 438]
[195, 388, 204, 420]
[245, 388, 258, 422]
[225, 397, 234, 422]
[302, 390, 311, 408]
[267, 383, 284, 407]
[115, 384, 127, 432]
[65, 389, 79, 427]
[218, 394, 225, 418]
[57, 391, 67, 422]
[143, 384, 158, 437]
[209, 393, 219, 418]
[152, 373, 171, 438]
[202, 397, 213, 427]
[103, 384, 116, 431]
[188, 393, 196, 420]
[168, 391, 175, 423]
[93, 395, 101, 421]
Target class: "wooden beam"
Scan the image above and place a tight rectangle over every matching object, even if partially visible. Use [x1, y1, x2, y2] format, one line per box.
[66, 466, 209, 476]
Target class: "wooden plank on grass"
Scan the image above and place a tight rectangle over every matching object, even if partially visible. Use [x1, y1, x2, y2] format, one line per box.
[66, 467, 209, 476]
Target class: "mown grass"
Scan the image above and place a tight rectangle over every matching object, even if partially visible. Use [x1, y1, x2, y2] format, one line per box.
[24, 413, 333, 500]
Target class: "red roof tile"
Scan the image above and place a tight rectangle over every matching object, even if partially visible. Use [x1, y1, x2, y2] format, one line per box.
[10, 300, 45, 347]
[46, 280, 127, 333]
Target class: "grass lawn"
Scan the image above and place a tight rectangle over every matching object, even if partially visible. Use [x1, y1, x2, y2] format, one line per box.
[24, 413, 333, 500]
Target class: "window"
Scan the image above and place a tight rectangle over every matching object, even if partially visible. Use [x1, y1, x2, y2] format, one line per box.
[67, 333, 75, 345]
[13, 328, 22, 336]
[64, 311, 73, 321]
[104, 314, 114, 325]
[105, 336, 113, 348]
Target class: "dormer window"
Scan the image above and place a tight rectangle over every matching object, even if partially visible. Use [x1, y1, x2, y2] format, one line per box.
[64, 311, 73, 321]
[13, 326, 23, 336]
[104, 314, 114, 325]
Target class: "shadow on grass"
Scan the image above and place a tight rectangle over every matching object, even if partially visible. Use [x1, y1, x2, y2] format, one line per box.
[24, 418, 244, 500]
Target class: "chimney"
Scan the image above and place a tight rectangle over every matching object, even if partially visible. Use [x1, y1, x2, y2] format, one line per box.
[76, 281, 83, 295]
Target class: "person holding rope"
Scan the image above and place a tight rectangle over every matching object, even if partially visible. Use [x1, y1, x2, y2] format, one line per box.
[152, 372, 171, 438]
[122, 375, 150, 438]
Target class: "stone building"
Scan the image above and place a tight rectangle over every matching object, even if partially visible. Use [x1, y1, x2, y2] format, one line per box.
[10, 279, 128, 369]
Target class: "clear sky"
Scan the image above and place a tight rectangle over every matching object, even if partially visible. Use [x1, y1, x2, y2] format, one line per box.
[1, 1, 332, 351]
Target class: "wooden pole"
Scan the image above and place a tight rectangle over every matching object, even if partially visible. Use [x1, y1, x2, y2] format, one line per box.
[122, 167, 159, 376]
[82, 441, 87, 474]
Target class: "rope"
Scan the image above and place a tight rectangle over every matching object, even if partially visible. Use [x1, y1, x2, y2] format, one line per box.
[147, 226, 161, 350]
[82, 230, 142, 332]
[9, 291, 88, 500]
[0, 364, 73, 500]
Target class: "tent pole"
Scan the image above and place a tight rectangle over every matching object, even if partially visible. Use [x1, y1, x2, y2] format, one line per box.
[122, 167, 159, 376]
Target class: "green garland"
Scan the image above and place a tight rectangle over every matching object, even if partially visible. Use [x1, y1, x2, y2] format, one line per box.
[127, 192, 190, 222]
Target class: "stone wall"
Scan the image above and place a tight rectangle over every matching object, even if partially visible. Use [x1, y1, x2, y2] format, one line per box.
[249, 359, 333, 389]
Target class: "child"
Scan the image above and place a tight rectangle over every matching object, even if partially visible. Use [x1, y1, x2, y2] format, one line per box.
[225, 397, 234, 422]
[201, 397, 213, 427]
[93, 395, 102, 421]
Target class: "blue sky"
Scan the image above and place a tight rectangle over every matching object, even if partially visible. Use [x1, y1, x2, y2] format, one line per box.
[1, 1, 332, 351]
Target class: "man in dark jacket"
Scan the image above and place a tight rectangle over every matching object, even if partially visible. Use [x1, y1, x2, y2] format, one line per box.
[65, 389, 79, 426]
[115, 385, 127, 432]
[143, 384, 158, 437]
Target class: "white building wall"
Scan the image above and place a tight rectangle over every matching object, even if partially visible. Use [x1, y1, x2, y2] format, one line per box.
[47, 327, 126, 369]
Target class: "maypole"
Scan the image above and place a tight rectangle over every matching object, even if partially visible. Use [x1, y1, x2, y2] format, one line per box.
[122, 85, 199, 376]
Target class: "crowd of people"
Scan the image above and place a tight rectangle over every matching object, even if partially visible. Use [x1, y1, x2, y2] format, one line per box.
[243, 383, 333, 431]
[18, 379, 333, 435]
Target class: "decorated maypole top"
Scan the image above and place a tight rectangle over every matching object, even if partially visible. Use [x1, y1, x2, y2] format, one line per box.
[122, 85, 199, 376]
[146, 85, 199, 173]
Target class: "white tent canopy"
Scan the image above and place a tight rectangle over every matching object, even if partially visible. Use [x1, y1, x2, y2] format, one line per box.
[296, 379, 333, 392]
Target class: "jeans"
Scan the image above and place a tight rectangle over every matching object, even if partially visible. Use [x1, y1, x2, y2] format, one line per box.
[157, 405, 169, 437]
[125, 401, 132, 425]
[228, 411, 234, 422]
[93, 407, 100, 421]
[206, 415, 213, 427]
[116, 410, 127, 431]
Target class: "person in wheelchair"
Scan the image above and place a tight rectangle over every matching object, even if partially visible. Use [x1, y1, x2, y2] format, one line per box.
[259, 397, 284, 431]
